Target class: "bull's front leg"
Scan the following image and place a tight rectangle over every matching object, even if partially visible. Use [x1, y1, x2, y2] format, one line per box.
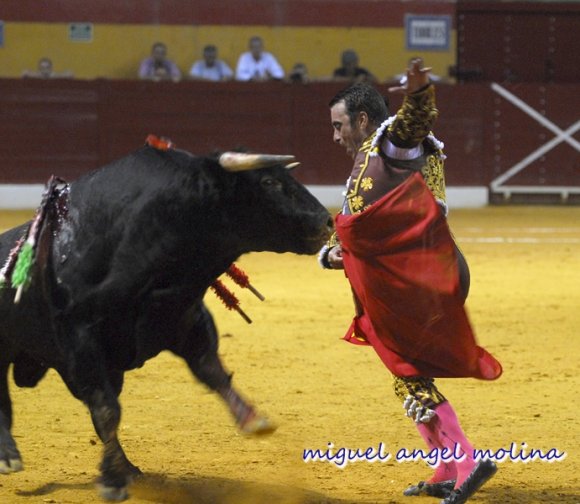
[0, 362, 23, 474]
[215, 381, 277, 435]
[172, 302, 276, 435]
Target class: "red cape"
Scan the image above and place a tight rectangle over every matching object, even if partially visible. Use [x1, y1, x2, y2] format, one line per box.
[336, 172, 502, 380]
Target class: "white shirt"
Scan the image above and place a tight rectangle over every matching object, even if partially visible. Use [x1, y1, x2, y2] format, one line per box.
[235, 52, 284, 81]
[189, 60, 233, 81]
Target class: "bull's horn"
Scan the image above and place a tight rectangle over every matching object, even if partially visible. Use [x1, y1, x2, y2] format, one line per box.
[219, 152, 296, 172]
[285, 162, 301, 170]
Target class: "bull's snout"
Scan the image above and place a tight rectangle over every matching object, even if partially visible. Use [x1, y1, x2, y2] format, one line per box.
[314, 211, 334, 239]
[302, 211, 333, 254]
[323, 214, 334, 240]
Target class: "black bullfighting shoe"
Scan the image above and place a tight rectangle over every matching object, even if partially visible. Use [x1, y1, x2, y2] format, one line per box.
[403, 480, 456, 497]
[440, 459, 497, 503]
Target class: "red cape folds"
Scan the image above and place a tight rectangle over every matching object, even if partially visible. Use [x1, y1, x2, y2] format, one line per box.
[336, 172, 502, 380]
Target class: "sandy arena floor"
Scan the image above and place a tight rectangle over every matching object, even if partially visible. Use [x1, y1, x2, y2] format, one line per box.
[0, 206, 578, 504]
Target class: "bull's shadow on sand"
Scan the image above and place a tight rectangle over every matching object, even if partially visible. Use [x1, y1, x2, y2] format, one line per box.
[16, 472, 360, 504]
[15, 475, 580, 503]
[128, 479, 580, 504]
[130, 473, 361, 504]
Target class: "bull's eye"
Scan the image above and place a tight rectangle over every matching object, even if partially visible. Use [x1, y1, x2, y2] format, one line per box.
[260, 176, 283, 191]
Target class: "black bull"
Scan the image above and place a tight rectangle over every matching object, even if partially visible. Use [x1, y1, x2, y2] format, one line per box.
[0, 144, 332, 499]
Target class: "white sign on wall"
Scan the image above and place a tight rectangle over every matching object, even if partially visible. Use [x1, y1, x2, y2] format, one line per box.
[405, 15, 451, 51]
[69, 23, 93, 42]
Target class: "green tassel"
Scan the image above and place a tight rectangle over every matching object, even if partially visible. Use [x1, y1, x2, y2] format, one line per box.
[11, 242, 34, 289]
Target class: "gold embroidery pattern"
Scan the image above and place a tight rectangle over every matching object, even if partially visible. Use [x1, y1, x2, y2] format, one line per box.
[326, 231, 340, 248]
[388, 85, 438, 146]
[346, 132, 377, 214]
[421, 152, 447, 204]
[360, 136, 375, 152]
[361, 177, 374, 192]
[350, 195, 364, 211]
[392, 375, 447, 408]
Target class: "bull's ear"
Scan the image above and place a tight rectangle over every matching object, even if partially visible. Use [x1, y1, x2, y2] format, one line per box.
[219, 152, 296, 172]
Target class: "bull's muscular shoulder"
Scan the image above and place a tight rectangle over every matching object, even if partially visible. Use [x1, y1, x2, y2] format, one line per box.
[53, 147, 235, 306]
[69, 147, 224, 216]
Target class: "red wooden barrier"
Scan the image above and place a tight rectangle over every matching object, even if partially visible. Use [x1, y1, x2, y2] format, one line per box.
[0, 79, 578, 203]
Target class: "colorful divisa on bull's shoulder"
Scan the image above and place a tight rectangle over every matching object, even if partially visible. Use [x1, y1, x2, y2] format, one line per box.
[0, 236, 25, 289]
[0, 175, 69, 303]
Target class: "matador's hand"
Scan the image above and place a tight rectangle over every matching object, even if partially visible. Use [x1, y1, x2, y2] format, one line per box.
[328, 245, 344, 270]
[388, 58, 432, 95]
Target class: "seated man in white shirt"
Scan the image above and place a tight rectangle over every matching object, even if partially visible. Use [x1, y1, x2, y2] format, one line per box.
[189, 45, 233, 82]
[235, 36, 285, 81]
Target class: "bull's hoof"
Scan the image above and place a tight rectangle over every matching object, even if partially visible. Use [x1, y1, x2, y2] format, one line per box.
[126, 462, 143, 480]
[0, 458, 24, 474]
[97, 483, 129, 501]
[240, 415, 278, 436]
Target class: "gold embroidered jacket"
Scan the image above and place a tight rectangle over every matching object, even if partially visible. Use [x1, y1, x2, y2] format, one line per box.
[319, 83, 447, 268]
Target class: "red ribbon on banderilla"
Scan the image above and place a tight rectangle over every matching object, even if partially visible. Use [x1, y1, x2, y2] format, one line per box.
[210, 264, 265, 324]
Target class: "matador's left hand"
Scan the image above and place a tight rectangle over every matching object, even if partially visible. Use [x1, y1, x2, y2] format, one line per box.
[388, 58, 432, 95]
[327, 245, 344, 270]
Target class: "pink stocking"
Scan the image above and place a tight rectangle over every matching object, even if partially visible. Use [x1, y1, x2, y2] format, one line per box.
[431, 401, 477, 489]
[416, 421, 457, 483]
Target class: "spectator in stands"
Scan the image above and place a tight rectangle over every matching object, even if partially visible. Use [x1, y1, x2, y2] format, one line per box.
[235, 36, 284, 81]
[287, 62, 310, 84]
[139, 42, 181, 82]
[22, 57, 74, 79]
[189, 45, 233, 82]
[333, 49, 376, 84]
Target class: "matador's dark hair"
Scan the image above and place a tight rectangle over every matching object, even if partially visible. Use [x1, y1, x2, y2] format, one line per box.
[329, 83, 389, 128]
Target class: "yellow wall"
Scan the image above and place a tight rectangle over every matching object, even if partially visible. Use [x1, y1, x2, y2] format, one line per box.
[1, 23, 456, 81]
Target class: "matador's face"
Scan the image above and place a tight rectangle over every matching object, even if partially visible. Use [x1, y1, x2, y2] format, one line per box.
[330, 101, 368, 160]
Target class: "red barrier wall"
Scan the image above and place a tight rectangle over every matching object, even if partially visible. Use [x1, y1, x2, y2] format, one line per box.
[0, 79, 578, 201]
[1, 0, 453, 27]
[456, 2, 580, 83]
